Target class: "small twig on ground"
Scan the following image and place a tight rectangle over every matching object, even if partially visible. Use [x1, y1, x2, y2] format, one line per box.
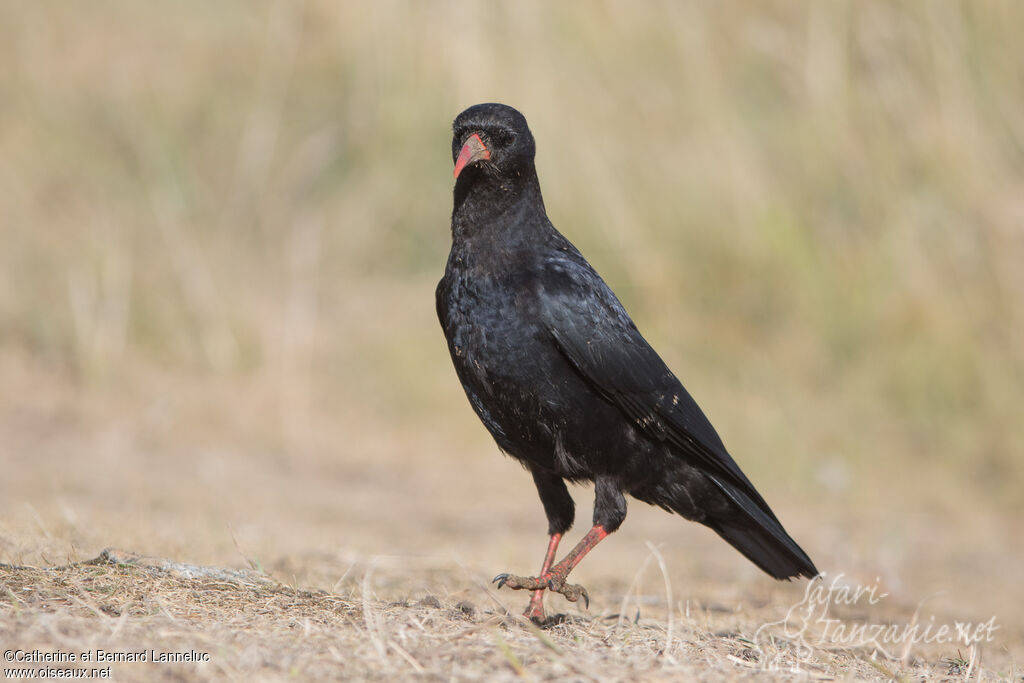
[645, 541, 677, 663]
[388, 640, 425, 674]
[361, 558, 388, 659]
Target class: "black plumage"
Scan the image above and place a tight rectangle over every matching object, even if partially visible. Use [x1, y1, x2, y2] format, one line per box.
[437, 103, 817, 622]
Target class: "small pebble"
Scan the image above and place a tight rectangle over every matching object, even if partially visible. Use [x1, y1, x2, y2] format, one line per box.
[418, 595, 441, 609]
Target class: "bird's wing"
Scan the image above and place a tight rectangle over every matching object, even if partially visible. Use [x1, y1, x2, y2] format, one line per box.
[537, 249, 775, 515]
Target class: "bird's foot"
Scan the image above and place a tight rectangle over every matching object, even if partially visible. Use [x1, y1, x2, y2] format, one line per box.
[524, 589, 546, 623]
[492, 572, 544, 591]
[523, 608, 567, 627]
[492, 572, 590, 608]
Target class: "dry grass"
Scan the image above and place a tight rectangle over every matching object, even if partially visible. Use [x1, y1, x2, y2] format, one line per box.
[1, 549, 1011, 681]
[2, 1, 1023, 680]
[1, 359, 1020, 680]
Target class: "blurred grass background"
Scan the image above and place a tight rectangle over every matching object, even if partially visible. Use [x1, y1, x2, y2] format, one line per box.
[1, 0, 1022, 613]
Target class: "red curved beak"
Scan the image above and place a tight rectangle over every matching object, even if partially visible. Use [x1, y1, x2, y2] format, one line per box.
[454, 133, 490, 179]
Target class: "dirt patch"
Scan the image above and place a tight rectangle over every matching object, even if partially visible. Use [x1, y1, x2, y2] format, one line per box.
[1, 549, 1015, 681]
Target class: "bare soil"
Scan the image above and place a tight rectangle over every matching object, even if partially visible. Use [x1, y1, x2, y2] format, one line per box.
[1, 361, 1020, 681]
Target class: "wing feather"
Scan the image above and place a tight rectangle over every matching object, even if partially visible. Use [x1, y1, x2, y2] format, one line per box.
[538, 252, 777, 517]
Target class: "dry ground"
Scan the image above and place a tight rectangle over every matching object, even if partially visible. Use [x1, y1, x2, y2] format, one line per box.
[1, 358, 1021, 681]
[0, 548, 1009, 682]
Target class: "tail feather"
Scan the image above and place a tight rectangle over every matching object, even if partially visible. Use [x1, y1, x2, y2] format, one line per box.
[712, 517, 817, 579]
[703, 475, 818, 580]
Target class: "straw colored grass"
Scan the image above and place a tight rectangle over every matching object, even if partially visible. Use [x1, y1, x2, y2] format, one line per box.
[1, 548, 1011, 681]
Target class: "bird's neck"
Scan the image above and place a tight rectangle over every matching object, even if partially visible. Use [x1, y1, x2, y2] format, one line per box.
[451, 170, 548, 242]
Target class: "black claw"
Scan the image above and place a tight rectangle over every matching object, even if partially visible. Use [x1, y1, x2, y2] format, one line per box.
[547, 579, 555, 591]
[582, 591, 590, 609]
[493, 573, 509, 589]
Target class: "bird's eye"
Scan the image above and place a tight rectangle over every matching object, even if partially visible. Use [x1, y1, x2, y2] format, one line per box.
[493, 130, 516, 147]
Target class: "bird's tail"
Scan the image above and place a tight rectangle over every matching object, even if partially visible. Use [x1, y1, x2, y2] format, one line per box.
[702, 477, 818, 580]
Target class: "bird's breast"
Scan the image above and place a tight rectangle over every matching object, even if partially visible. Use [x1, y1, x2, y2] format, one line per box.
[439, 265, 640, 478]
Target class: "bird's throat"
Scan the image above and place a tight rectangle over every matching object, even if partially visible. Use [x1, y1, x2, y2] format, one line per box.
[452, 172, 546, 241]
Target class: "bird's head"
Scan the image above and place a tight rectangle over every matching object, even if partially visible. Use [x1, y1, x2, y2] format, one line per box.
[451, 103, 536, 182]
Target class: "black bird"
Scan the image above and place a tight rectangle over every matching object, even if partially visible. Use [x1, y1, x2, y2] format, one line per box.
[437, 103, 817, 622]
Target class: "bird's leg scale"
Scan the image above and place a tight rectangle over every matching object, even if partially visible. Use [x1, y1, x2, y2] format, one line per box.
[493, 525, 608, 610]
[520, 533, 561, 621]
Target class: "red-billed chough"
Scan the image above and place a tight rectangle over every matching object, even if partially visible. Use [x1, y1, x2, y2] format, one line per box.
[437, 103, 817, 623]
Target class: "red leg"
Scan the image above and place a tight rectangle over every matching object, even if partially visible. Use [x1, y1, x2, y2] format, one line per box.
[524, 533, 562, 621]
[545, 525, 608, 586]
[495, 525, 610, 611]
